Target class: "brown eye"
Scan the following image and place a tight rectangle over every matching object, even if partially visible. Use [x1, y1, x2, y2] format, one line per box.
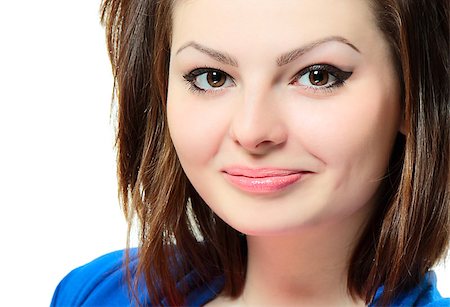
[185, 68, 235, 92]
[207, 71, 226, 87]
[292, 64, 352, 93]
[309, 70, 329, 86]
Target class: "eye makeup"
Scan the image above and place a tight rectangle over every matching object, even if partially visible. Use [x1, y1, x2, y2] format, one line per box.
[182, 63, 353, 96]
[290, 64, 353, 94]
[183, 67, 235, 94]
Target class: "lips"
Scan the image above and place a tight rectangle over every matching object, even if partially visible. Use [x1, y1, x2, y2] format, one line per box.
[222, 167, 309, 194]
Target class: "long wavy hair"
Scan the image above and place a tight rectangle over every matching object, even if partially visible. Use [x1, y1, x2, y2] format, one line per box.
[100, 0, 449, 305]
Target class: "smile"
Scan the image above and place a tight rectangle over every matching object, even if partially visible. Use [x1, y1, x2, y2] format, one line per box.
[222, 167, 310, 194]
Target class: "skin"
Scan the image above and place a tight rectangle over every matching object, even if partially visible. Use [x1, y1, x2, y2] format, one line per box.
[167, 0, 402, 305]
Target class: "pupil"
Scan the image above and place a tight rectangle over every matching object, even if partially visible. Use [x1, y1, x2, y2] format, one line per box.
[309, 70, 329, 86]
[207, 71, 226, 87]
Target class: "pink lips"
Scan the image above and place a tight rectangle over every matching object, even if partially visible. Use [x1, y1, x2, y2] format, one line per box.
[222, 167, 309, 194]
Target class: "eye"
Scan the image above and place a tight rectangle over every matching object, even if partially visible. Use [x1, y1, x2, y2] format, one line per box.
[183, 68, 235, 92]
[292, 64, 352, 91]
[303, 69, 334, 86]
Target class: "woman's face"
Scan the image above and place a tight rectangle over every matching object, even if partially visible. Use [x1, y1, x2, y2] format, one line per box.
[167, 0, 402, 235]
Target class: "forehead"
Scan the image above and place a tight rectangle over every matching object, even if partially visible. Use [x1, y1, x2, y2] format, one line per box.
[171, 0, 383, 56]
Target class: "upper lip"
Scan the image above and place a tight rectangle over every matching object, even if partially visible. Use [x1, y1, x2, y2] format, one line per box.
[222, 167, 308, 178]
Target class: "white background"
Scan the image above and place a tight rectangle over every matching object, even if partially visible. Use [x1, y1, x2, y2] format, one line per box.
[0, 1, 448, 306]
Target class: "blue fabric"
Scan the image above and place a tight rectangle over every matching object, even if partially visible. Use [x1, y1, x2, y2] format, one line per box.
[51, 249, 449, 306]
[51, 249, 224, 306]
[369, 272, 450, 306]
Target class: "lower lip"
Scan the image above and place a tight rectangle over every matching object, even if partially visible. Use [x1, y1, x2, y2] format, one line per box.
[223, 172, 306, 194]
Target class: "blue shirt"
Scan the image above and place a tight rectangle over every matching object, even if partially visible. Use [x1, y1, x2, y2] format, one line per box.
[51, 249, 450, 306]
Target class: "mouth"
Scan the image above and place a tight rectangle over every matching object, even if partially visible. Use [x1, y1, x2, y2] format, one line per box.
[222, 167, 311, 194]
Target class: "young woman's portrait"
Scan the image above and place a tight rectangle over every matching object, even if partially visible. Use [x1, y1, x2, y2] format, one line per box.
[47, 0, 448, 306]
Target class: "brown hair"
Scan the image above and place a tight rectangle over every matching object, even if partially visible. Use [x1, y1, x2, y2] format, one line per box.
[100, 0, 449, 305]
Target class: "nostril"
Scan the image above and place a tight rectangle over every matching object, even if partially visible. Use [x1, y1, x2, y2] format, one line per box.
[232, 137, 285, 155]
[229, 120, 288, 152]
[228, 104, 288, 152]
[257, 140, 277, 148]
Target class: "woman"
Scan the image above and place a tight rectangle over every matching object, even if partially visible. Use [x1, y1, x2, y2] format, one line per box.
[52, 0, 449, 306]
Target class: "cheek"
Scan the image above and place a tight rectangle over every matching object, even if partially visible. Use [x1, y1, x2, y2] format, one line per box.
[289, 80, 401, 183]
[166, 83, 229, 167]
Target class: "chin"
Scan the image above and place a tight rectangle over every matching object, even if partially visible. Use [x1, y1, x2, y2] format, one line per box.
[218, 211, 324, 237]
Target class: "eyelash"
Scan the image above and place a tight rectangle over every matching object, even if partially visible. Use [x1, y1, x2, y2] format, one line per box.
[291, 64, 352, 94]
[182, 64, 352, 95]
[183, 67, 234, 95]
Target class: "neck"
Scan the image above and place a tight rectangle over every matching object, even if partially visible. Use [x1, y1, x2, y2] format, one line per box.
[240, 208, 370, 307]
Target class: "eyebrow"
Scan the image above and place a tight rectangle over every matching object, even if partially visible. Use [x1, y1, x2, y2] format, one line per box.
[277, 36, 360, 66]
[176, 41, 238, 67]
[176, 36, 360, 67]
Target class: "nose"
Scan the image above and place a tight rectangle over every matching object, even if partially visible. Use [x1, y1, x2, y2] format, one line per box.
[229, 90, 287, 154]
